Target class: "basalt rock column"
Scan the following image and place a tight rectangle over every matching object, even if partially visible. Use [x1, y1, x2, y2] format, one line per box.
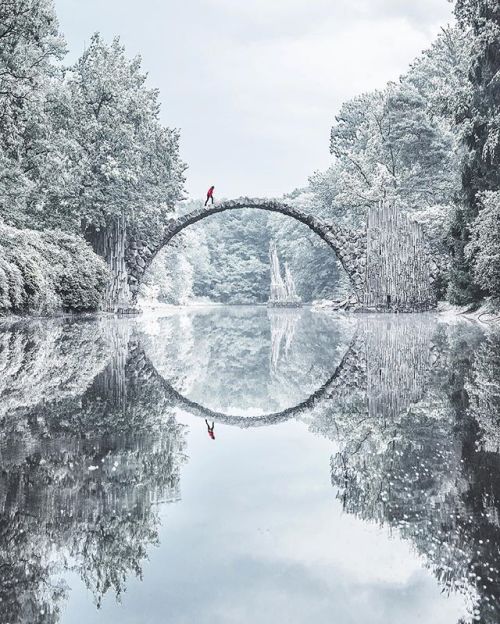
[364, 201, 436, 311]
[86, 216, 136, 313]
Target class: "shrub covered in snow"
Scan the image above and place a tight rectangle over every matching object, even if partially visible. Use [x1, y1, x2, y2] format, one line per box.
[0, 221, 109, 315]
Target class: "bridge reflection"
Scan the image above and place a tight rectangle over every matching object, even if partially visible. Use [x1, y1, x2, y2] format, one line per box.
[139, 312, 440, 427]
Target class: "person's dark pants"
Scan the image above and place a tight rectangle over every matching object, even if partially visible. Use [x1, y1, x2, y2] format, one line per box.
[205, 195, 214, 206]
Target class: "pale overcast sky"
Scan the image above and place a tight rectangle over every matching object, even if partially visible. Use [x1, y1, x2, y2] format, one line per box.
[54, 0, 454, 200]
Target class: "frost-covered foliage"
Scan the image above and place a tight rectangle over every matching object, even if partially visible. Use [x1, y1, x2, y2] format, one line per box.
[304, 26, 471, 302]
[465, 191, 500, 298]
[0, 0, 67, 227]
[141, 206, 271, 304]
[0, 221, 108, 314]
[305, 19, 500, 306]
[448, 0, 500, 304]
[65, 34, 186, 235]
[329, 83, 457, 213]
[0, 8, 185, 233]
[0, 4, 185, 314]
[309, 26, 467, 230]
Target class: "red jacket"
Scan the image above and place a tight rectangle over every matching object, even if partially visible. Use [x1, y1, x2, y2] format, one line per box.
[207, 186, 214, 197]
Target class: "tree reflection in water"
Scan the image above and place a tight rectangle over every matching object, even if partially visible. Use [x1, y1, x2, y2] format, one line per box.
[1, 312, 500, 623]
[0, 320, 186, 623]
[327, 318, 500, 624]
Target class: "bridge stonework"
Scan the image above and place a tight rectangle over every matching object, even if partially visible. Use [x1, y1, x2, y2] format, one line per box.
[120, 198, 436, 313]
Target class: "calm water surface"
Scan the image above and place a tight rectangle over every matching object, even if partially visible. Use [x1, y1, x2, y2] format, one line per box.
[1, 307, 499, 624]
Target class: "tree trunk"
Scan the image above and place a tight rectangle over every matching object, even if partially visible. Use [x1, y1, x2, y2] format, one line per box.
[86, 216, 134, 313]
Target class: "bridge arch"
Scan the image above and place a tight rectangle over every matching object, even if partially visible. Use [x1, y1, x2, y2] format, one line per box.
[125, 198, 367, 304]
[136, 331, 361, 428]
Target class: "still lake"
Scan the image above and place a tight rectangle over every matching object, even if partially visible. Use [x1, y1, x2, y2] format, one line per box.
[1, 306, 499, 624]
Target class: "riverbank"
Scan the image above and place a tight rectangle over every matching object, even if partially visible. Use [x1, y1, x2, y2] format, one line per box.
[438, 299, 500, 325]
[2, 295, 499, 325]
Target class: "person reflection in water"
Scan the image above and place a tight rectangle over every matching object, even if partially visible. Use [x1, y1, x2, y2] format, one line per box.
[205, 419, 215, 440]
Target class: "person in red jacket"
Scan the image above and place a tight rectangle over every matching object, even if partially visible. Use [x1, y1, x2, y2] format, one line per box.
[205, 185, 215, 206]
[205, 419, 215, 440]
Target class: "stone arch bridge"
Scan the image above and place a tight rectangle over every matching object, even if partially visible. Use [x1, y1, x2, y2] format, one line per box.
[105, 197, 437, 313]
[137, 330, 364, 428]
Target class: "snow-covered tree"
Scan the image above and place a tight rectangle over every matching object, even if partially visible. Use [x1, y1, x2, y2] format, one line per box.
[0, 0, 67, 226]
[465, 191, 500, 298]
[448, 0, 500, 304]
[329, 81, 457, 214]
[306, 26, 471, 301]
[0, 7, 187, 312]
[308, 29, 468, 239]
[63, 34, 185, 235]
[404, 26, 471, 123]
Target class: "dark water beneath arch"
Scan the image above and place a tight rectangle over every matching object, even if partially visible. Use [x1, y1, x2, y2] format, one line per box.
[0, 306, 499, 624]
